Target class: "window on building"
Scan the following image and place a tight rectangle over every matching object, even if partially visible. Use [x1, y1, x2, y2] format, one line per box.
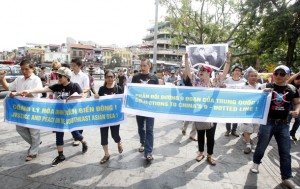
[79, 51, 82, 56]
[73, 51, 76, 57]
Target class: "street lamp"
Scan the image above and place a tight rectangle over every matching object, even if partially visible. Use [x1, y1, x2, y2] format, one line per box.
[152, 0, 159, 72]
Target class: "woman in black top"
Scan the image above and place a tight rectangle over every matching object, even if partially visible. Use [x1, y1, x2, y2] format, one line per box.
[22, 67, 88, 167]
[95, 70, 123, 164]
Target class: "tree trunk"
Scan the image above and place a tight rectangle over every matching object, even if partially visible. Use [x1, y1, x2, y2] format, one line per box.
[286, 36, 297, 68]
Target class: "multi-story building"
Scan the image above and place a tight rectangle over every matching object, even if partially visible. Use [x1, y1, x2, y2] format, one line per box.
[140, 21, 186, 73]
[69, 44, 94, 61]
[44, 44, 70, 63]
[101, 46, 115, 67]
[113, 48, 132, 68]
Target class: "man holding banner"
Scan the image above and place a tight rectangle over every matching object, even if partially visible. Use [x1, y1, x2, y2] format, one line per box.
[131, 58, 158, 161]
[21, 67, 88, 167]
[0, 59, 43, 161]
[250, 65, 300, 189]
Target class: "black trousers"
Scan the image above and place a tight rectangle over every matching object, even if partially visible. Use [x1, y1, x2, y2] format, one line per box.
[100, 125, 121, 145]
[197, 123, 217, 155]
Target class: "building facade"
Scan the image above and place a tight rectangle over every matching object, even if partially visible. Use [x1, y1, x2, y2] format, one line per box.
[140, 21, 186, 73]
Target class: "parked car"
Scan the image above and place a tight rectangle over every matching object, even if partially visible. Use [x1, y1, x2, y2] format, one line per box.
[0, 65, 22, 92]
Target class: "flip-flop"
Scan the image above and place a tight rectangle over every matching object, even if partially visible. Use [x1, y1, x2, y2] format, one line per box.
[100, 155, 110, 164]
[207, 156, 216, 165]
[25, 155, 37, 162]
[195, 154, 205, 162]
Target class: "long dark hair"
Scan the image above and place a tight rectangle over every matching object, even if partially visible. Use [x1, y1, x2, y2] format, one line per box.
[103, 70, 115, 87]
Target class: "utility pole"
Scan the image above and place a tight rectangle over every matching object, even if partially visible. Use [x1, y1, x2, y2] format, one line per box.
[152, 0, 159, 72]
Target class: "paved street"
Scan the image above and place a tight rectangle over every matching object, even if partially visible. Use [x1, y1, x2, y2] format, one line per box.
[0, 79, 299, 189]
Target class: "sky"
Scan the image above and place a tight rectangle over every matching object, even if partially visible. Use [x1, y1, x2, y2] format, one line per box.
[0, 0, 167, 51]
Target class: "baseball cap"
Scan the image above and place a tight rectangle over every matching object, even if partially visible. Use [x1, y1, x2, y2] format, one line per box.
[200, 65, 213, 74]
[170, 70, 175, 74]
[57, 67, 72, 79]
[274, 65, 291, 74]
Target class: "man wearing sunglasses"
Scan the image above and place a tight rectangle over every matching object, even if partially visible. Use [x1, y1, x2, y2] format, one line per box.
[21, 67, 88, 167]
[251, 65, 300, 189]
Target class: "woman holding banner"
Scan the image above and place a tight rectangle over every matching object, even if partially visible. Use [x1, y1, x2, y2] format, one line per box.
[183, 52, 231, 165]
[21, 67, 88, 167]
[94, 70, 123, 164]
[240, 67, 260, 154]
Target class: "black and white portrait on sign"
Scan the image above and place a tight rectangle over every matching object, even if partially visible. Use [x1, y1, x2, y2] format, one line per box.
[187, 44, 228, 70]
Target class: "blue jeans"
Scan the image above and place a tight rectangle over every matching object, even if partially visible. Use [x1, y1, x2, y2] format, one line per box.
[56, 131, 83, 146]
[288, 115, 300, 136]
[136, 115, 154, 157]
[253, 120, 292, 180]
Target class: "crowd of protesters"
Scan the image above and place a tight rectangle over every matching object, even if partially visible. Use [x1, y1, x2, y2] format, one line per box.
[0, 54, 300, 188]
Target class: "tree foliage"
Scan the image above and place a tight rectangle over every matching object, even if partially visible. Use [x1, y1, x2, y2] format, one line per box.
[236, 0, 300, 69]
[161, 0, 300, 70]
[160, 0, 243, 45]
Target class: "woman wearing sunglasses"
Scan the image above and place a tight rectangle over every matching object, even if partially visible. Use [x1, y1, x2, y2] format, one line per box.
[183, 52, 231, 165]
[94, 70, 123, 164]
[21, 67, 88, 167]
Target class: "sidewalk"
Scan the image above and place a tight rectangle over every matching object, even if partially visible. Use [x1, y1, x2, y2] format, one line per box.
[0, 114, 299, 189]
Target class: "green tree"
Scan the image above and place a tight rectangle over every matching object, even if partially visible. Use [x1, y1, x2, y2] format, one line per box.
[236, 0, 300, 69]
[160, 0, 244, 45]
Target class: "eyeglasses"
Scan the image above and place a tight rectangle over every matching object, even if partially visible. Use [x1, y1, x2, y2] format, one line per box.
[273, 72, 286, 77]
[52, 69, 58, 71]
[105, 75, 114, 79]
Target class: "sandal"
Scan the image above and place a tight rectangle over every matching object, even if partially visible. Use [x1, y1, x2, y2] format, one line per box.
[195, 154, 205, 162]
[207, 156, 216, 166]
[25, 154, 37, 162]
[100, 155, 110, 164]
[146, 155, 154, 161]
[138, 145, 144, 152]
[118, 143, 123, 154]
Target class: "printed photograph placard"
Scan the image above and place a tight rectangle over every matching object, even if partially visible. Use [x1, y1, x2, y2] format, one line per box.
[187, 44, 228, 70]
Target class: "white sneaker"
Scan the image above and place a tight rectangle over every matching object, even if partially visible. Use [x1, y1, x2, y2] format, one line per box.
[250, 163, 259, 173]
[282, 179, 300, 189]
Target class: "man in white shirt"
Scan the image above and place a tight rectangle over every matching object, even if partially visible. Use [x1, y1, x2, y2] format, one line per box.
[70, 58, 90, 146]
[0, 59, 43, 161]
[70, 58, 90, 94]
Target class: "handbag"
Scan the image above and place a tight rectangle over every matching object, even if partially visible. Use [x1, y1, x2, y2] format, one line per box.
[194, 122, 213, 130]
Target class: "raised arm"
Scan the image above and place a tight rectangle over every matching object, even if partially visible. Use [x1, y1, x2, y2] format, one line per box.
[183, 53, 192, 81]
[288, 71, 300, 84]
[0, 71, 9, 90]
[219, 51, 231, 81]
